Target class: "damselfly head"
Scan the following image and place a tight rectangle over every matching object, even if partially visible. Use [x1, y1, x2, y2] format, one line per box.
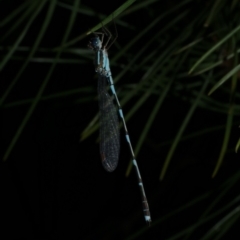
[88, 36, 102, 50]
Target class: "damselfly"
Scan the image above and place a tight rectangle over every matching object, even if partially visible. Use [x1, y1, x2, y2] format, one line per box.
[88, 25, 151, 224]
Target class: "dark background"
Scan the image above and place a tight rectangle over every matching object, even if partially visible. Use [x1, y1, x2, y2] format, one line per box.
[1, 0, 240, 239]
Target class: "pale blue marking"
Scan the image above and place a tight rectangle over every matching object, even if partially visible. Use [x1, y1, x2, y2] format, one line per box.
[110, 85, 116, 94]
[119, 109, 123, 118]
[97, 51, 100, 65]
[105, 55, 110, 71]
[103, 52, 107, 70]
[108, 76, 114, 85]
[145, 216, 151, 222]
[125, 134, 130, 143]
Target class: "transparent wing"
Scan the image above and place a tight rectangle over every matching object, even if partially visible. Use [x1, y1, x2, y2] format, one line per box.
[98, 74, 120, 172]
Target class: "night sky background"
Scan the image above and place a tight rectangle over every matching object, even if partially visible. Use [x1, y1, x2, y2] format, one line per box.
[1, 0, 240, 239]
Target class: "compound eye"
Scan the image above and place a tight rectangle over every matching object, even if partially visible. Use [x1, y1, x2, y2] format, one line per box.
[92, 38, 98, 46]
[90, 36, 101, 48]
